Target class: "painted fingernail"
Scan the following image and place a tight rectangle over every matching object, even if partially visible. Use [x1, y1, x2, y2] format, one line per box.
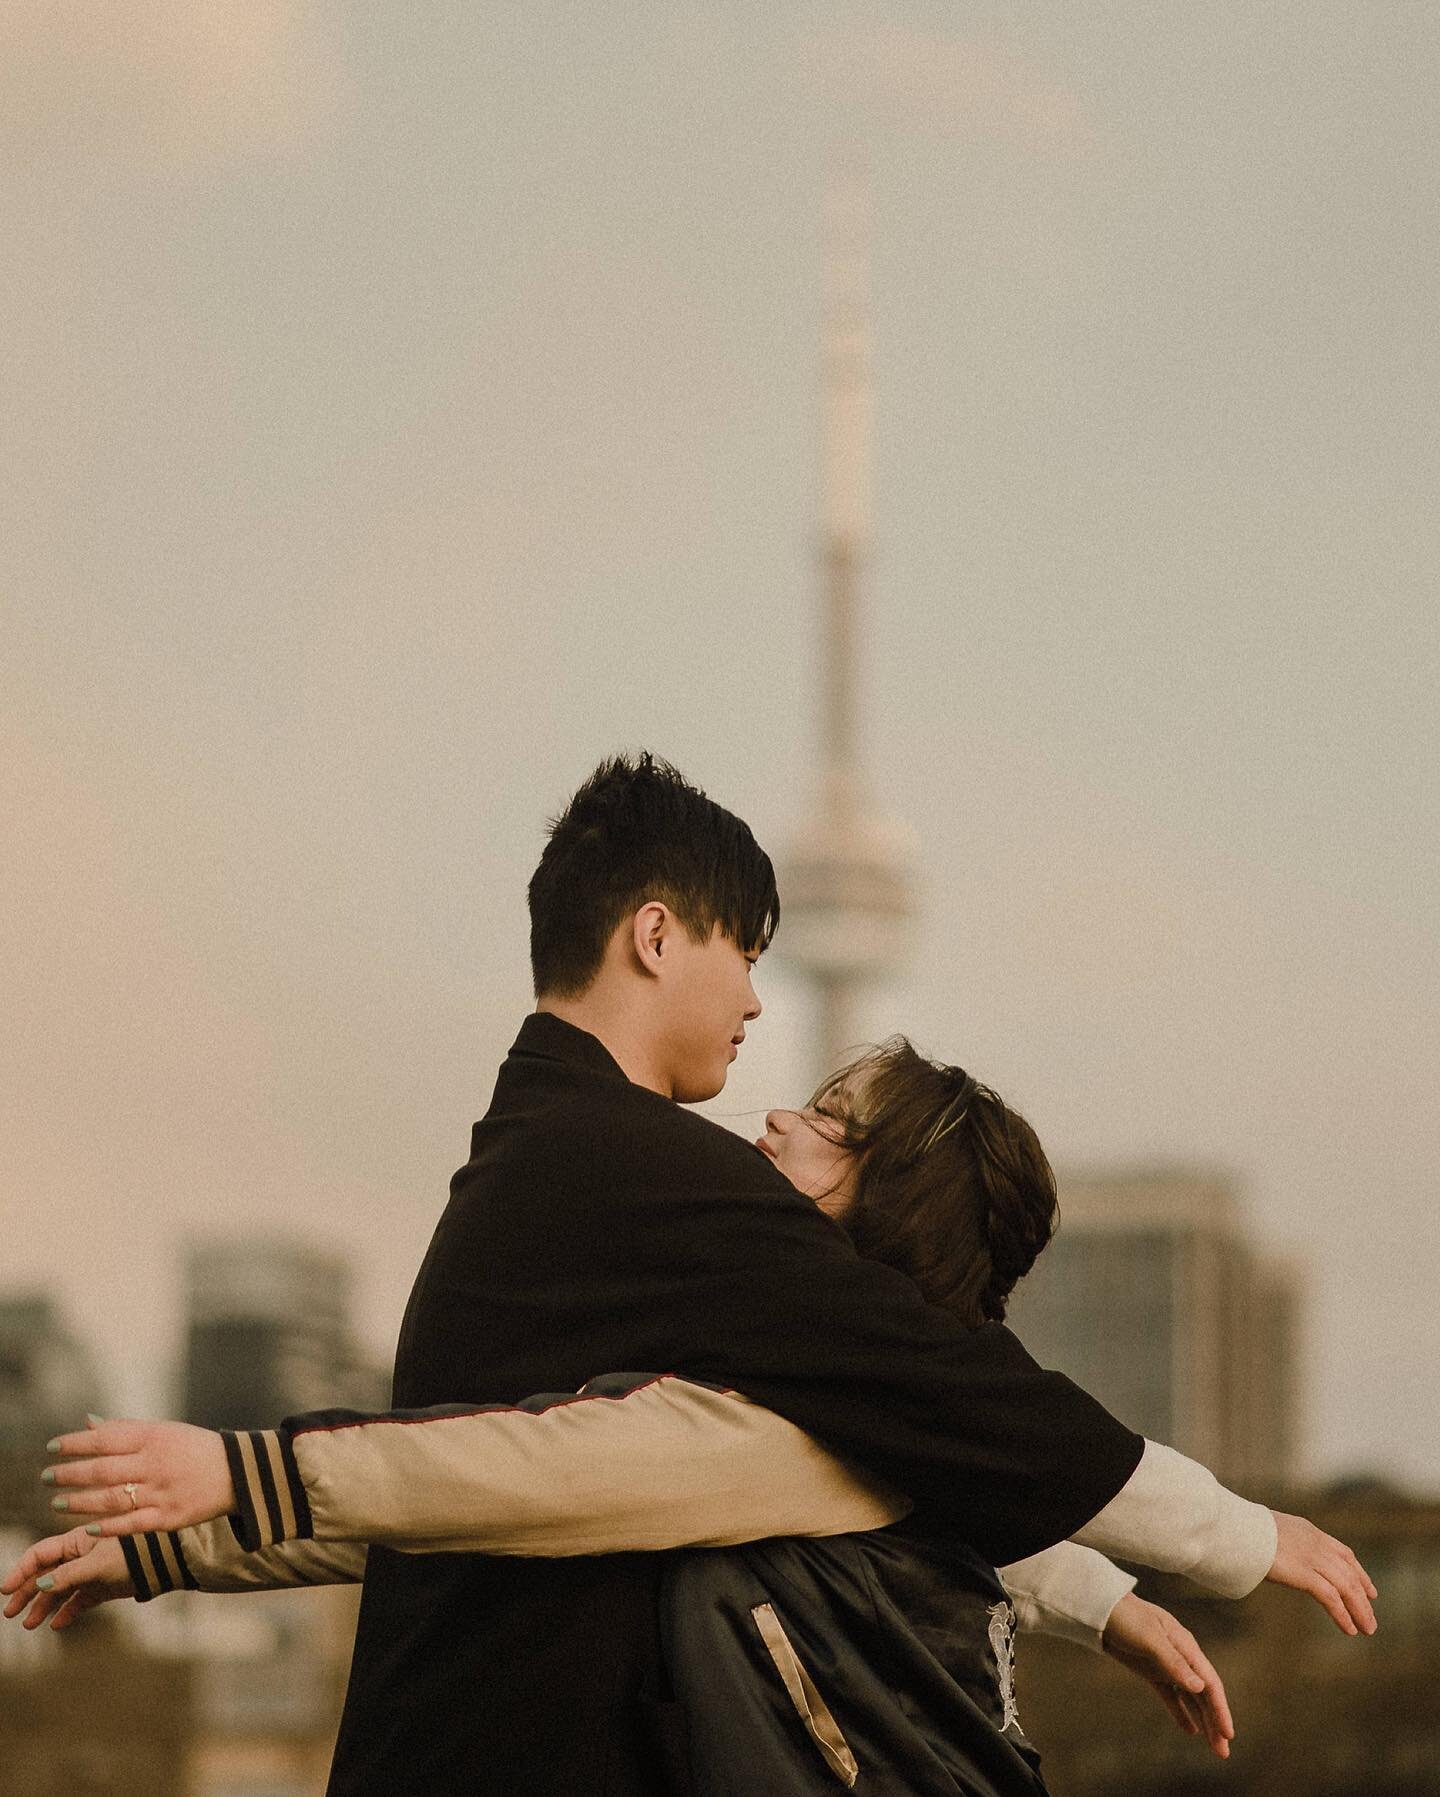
[40, 1469, 56, 1485]
[36, 1576, 55, 1592]
[50, 1497, 68, 1513]
[85, 1526, 102, 1538]
[45, 1439, 62, 1454]
[86, 1414, 106, 1427]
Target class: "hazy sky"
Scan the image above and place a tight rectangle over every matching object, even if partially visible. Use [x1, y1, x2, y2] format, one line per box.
[3, 3, 1436, 1489]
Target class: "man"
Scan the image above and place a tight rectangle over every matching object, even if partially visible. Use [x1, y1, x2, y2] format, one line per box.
[318, 756, 1140, 1787]
[15, 754, 1377, 1792]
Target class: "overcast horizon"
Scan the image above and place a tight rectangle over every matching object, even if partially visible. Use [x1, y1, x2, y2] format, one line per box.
[3, 2, 1436, 1491]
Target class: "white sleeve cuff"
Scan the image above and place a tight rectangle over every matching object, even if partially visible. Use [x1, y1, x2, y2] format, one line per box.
[999, 1541, 1137, 1653]
[1071, 1438, 1278, 1598]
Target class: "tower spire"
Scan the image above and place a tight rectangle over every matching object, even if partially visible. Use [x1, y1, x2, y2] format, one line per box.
[779, 175, 918, 1083]
[820, 177, 870, 788]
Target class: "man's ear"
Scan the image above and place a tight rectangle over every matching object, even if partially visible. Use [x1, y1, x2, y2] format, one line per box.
[631, 901, 672, 978]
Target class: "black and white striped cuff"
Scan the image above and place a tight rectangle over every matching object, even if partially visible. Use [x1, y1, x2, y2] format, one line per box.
[220, 1428, 313, 1551]
[121, 1531, 197, 1603]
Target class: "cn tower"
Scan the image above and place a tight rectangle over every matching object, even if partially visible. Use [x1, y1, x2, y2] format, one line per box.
[778, 180, 919, 1083]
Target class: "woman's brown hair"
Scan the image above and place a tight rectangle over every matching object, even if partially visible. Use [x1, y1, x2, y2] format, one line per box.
[810, 1037, 1058, 1328]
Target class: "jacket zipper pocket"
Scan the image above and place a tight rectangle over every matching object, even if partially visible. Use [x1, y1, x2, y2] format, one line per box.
[750, 1602, 859, 1787]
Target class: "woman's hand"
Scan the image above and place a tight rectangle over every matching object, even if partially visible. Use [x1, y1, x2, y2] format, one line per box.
[1266, 1511, 1378, 1636]
[39, 1415, 236, 1535]
[1, 1527, 134, 1631]
[1101, 1592, 1235, 1760]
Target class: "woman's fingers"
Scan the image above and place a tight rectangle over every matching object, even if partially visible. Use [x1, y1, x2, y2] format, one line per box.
[2, 1529, 130, 1635]
[1332, 1536, 1377, 1601]
[44, 1422, 148, 1463]
[2, 1539, 60, 1601]
[1151, 1675, 1229, 1760]
[1329, 1549, 1378, 1632]
[46, 1490, 156, 1529]
[1269, 1513, 1378, 1635]
[21, 1587, 62, 1631]
[2, 1527, 97, 1611]
[38, 1448, 160, 1531]
[1315, 1542, 1375, 1632]
[1164, 1623, 1233, 1758]
[1155, 1684, 1200, 1736]
[1189, 1671, 1233, 1758]
[49, 1590, 101, 1631]
[77, 1509, 163, 1538]
[4, 1534, 133, 1631]
[2, 1579, 45, 1621]
[1143, 1660, 1215, 1746]
[1116, 1599, 1235, 1763]
[44, 1481, 153, 1523]
[38, 1418, 235, 1533]
[1331, 1536, 1378, 1602]
[1148, 1633, 1205, 1694]
[1172, 1630, 1233, 1739]
[1305, 1567, 1361, 1636]
[42, 1451, 147, 1493]
[41, 1424, 161, 1524]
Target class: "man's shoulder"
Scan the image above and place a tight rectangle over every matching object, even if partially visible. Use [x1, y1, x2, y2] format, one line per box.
[548, 1078, 779, 1185]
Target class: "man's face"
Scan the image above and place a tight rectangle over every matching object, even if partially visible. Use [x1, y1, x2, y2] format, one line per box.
[658, 922, 762, 1104]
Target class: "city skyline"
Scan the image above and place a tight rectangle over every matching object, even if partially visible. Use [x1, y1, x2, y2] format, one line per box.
[0, 1147, 1400, 1499]
[3, 4, 1436, 1490]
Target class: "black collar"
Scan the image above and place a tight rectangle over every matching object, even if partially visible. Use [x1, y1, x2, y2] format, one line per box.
[510, 1011, 632, 1085]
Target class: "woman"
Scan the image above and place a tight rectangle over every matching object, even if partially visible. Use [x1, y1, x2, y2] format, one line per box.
[5, 1039, 1371, 1789]
[649, 1041, 1220, 1791]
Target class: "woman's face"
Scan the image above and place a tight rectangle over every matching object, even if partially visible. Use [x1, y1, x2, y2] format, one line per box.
[755, 1103, 859, 1219]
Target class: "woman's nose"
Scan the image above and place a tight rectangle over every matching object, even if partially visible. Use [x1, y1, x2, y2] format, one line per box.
[765, 1109, 786, 1135]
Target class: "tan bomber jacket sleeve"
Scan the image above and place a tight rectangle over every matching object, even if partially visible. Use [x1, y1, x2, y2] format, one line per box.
[122, 1523, 369, 1598]
[122, 1374, 908, 1600]
[155, 1512, 1137, 1664]
[121, 1376, 1275, 1610]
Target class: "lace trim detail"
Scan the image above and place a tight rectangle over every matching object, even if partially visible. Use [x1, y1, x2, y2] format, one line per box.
[987, 1599, 1021, 1733]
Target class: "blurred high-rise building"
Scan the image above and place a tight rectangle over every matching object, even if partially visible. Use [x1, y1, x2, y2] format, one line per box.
[1006, 1168, 1300, 1489]
[182, 1239, 388, 1431]
[0, 1293, 107, 1536]
[168, 1241, 381, 1793]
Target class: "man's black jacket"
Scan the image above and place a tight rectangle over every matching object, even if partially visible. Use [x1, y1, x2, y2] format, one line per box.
[324, 1013, 1142, 1796]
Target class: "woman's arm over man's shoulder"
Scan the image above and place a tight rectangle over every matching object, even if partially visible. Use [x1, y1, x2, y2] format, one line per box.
[156, 1372, 1247, 1611]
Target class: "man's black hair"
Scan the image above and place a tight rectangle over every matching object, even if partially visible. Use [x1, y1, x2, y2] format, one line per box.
[528, 751, 780, 999]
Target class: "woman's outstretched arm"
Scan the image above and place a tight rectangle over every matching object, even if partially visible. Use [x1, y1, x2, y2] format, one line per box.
[15, 1376, 1375, 1632]
[2, 1525, 368, 1632]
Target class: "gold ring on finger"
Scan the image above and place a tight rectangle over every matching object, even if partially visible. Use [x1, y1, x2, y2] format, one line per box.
[123, 1482, 139, 1510]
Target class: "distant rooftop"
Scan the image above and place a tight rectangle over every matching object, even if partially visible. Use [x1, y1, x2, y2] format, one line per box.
[1052, 1164, 1242, 1232]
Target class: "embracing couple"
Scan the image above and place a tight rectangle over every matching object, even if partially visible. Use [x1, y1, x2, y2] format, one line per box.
[5, 753, 1375, 1795]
